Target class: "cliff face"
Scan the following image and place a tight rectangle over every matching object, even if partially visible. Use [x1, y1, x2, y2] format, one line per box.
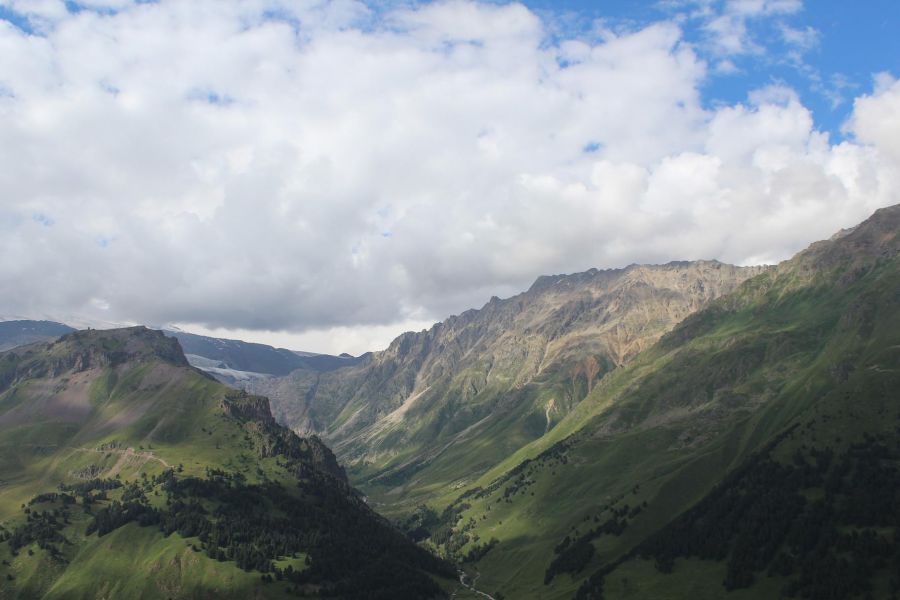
[220, 389, 276, 423]
[250, 260, 767, 494]
[303, 435, 348, 482]
[221, 389, 347, 482]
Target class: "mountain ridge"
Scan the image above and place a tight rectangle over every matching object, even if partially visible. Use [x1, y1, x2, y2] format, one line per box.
[165, 329, 362, 377]
[0, 320, 362, 389]
[246, 258, 769, 511]
[0, 321, 76, 352]
[0, 326, 454, 599]
[413, 203, 900, 599]
[3, 206, 897, 599]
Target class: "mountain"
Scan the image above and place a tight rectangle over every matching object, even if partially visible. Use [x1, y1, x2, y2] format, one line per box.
[0, 327, 453, 598]
[5, 209, 896, 599]
[164, 329, 362, 381]
[0, 321, 75, 352]
[247, 260, 766, 509]
[404, 204, 900, 599]
[0, 321, 362, 385]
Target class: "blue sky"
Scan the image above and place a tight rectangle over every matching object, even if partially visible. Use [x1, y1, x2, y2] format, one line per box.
[510, 0, 900, 139]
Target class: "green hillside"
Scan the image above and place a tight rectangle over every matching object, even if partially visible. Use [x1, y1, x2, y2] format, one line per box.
[0, 327, 453, 599]
[403, 205, 900, 599]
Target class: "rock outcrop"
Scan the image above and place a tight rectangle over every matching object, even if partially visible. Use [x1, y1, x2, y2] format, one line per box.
[0, 326, 189, 393]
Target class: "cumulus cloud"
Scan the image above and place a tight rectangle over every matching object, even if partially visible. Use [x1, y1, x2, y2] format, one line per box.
[0, 0, 897, 354]
[850, 74, 900, 165]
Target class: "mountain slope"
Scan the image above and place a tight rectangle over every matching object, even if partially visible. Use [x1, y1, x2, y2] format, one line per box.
[0, 322, 361, 382]
[413, 204, 900, 599]
[164, 329, 361, 378]
[249, 260, 765, 508]
[0, 327, 452, 599]
[0, 321, 75, 352]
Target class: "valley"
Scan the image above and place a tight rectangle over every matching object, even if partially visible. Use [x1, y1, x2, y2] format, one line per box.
[1, 205, 898, 599]
[244, 260, 768, 513]
[3, 1, 897, 597]
[247, 205, 900, 599]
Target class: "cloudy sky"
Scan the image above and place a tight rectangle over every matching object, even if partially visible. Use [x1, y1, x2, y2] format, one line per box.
[1, 0, 898, 354]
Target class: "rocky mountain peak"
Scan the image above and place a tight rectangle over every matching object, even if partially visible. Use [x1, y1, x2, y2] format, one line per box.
[0, 326, 189, 391]
[742, 203, 900, 297]
[53, 326, 189, 370]
[831, 203, 899, 259]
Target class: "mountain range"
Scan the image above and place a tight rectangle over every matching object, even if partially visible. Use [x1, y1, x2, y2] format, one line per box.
[1, 204, 898, 599]
[0, 322, 360, 384]
[390, 203, 900, 599]
[0, 321, 76, 352]
[245, 203, 900, 599]
[244, 260, 768, 510]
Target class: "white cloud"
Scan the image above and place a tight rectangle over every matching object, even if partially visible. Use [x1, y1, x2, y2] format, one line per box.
[779, 23, 819, 51]
[850, 74, 900, 165]
[677, 0, 807, 57]
[0, 0, 897, 354]
[173, 319, 439, 356]
[726, 0, 801, 17]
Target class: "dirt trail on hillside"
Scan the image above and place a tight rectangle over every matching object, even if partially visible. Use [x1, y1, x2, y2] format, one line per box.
[69, 446, 171, 477]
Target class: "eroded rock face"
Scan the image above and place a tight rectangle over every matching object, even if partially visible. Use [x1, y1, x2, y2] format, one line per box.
[303, 435, 347, 482]
[220, 389, 276, 423]
[221, 389, 348, 482]
[250, 260, 768, 482]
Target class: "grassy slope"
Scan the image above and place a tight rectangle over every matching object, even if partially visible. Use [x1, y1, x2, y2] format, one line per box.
[3, 520, 285, 600]
[0, 360, 246, 519]
[355, 371, 582, 517]
[0, 329, 454, 599]
[416, 207, 900, 599]
[0, 359, 297, 598]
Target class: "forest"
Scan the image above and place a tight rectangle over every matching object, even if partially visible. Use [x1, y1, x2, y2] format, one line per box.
[14, 466, 454, 599]
[574, 429, 900, 600]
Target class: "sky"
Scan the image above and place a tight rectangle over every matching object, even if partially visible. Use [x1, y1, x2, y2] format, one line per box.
[0, 0, 898, 355]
